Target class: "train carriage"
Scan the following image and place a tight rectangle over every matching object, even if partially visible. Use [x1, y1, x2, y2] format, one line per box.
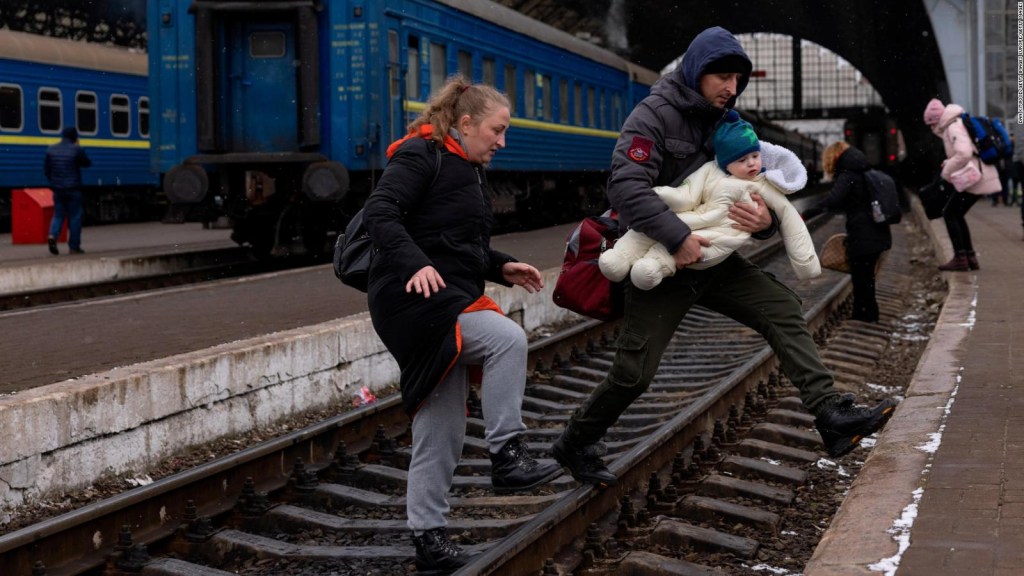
[0, 29, 156, 227]
[148, 0, 660, 255]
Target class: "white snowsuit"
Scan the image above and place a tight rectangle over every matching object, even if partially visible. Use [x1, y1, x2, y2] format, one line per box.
[599, 141, 821, 290]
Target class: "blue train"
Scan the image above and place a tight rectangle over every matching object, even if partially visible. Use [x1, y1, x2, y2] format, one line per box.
[146, 0, 661, 255]
[0, 29, 157, 229]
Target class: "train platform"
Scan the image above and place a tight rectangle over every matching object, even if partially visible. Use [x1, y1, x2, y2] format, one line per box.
[807, 200, 1024, 576]
[0, 221, 238, 295]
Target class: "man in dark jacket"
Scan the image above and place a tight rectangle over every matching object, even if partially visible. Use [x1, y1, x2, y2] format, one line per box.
[44, 126, 91, 255]
[550, 27, 898, 487]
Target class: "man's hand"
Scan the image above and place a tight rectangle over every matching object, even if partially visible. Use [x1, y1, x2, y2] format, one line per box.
[673, 233, 712, 268]
[729, 191, 772, 233]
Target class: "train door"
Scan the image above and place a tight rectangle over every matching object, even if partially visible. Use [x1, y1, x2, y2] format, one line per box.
[386, 17, 405, 145]
[223, 20, 298, 152]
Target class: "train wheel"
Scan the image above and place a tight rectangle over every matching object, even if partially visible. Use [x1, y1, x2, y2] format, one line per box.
[302, 161, 349, 202]
[164, 164, 209, 204]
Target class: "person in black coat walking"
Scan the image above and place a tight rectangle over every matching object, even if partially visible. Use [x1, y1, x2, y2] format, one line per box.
[44, 126, 91, 255]
[802, 142, 893, 323]
[362, 75, 560, 575]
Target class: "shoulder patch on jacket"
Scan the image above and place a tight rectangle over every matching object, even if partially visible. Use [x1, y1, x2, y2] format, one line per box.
[628, 136, 654, 163]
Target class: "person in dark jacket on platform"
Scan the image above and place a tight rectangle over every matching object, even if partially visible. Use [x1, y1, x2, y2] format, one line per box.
[363, 75, 561, 575]
[548, 27, 898, 488]
[44, 126, 91, 255]
[802, 142, 892, 323]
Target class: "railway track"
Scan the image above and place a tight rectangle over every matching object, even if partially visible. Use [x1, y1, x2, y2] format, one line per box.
[0, 216, 935, 575]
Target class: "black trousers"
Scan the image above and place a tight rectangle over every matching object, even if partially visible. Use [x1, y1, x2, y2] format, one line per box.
[849, 252, 882, 323]
[942, 192, 980, 253]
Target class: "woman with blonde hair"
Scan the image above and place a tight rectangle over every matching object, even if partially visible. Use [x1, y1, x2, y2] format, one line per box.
[363, 75, 561, 574]
[802, 141, 892, 322]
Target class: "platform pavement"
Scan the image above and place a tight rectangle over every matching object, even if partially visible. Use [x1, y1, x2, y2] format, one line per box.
[806, 199, 1024, 576]
[0, 220, 235, 265]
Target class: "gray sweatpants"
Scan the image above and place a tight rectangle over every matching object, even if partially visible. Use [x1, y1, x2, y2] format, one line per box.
[406, 309, 528, 533]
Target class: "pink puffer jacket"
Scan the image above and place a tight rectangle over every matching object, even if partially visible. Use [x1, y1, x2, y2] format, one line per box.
[932, 103, 1001, 195]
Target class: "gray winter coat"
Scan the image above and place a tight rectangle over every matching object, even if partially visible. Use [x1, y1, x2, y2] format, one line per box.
[608, 26, 776, 256]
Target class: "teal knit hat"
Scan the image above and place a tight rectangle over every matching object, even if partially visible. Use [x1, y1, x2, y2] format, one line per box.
[713, 110, 760, 171]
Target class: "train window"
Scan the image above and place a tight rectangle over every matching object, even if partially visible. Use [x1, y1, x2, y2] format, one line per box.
[406, 36, 420, 101]
[542, 74, 552, 121]
[504, 65, 517, 115]
[599, 91, 607, 129]
[249, 31, 286, 58]
[0, 84, 22, 132]
[388, 30, 400, 98]
[559, 79, 569, 123]
[38, 88, 61, 134]
[430, 43, 447, 95]
[524, 69, 535, 118]
[482, 58, 496, 87]
[587, 87, 595, 128]
[574, 84, 582, 126]
[613, 94, 623, 129]
[138, 97, 150, 138]
[110, 94, 130, 137]
[458, 50, 472, 79]
[76, 92, 98, 136]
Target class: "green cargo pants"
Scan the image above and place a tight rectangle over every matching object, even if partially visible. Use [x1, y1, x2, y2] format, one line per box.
[566, 253, 838, 446]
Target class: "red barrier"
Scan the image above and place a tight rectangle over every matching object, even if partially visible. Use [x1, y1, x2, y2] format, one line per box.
[11, 188, 67, 244]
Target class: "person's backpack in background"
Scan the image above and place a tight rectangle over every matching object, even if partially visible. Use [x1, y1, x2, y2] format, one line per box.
[960, 113, 1014, 165]
[864, 169, 902, 225]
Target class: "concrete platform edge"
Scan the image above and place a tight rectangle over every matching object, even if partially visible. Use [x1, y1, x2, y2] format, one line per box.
[0, 268, 579, 514]
[805, 199, 974, 575]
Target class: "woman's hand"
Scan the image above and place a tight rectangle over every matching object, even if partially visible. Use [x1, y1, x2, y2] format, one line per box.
[729, 192, 772, 233]
[502, 262, 544, 293]
[406, 266, 446, 298]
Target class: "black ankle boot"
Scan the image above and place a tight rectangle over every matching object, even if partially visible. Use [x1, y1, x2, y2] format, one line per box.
[550, 431, 617, 487]
[412, 527, 478, 575]
[490, 436, 562, 494]
[815, 394, 898, 458]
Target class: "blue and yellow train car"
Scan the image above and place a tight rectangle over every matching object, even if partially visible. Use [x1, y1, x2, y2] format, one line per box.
[148, 0, 660, 255]
[0, 29, 156, 227]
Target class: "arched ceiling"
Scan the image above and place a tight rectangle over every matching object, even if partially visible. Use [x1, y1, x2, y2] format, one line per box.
[502, 0, 948, 180]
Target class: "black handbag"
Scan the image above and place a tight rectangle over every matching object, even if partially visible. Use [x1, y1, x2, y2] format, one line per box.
[918, 176, 954, 220]
[333, 144, 442, 292]
[333, 210, 374, 291]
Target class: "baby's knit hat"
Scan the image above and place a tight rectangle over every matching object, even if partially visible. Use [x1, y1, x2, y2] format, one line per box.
[923, 98, 945, 126]
[713, 110, 760, 171]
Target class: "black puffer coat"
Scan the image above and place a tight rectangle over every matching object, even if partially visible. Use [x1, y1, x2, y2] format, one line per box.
[363, 133, 515, 416]
[804, 147, 892, 258]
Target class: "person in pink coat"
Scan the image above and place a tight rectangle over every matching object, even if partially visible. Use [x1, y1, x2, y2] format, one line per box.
[923, 98, 1001, 271]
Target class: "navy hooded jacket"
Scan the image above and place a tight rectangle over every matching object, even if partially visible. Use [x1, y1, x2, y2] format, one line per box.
[44, 131, 91, 190]
[607, 26, 763, 256]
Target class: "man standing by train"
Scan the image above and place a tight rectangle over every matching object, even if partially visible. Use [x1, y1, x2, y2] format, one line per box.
[550, 26, 898, 487]
[45, 126, 91, 255]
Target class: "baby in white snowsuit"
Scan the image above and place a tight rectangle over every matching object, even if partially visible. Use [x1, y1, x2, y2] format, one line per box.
[599, 110, 821, 290]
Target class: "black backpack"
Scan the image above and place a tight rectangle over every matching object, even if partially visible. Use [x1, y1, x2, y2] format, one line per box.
[864, 169, 902, 225]
[960, 113, 1014, 165]
[333, 145, 442, 292]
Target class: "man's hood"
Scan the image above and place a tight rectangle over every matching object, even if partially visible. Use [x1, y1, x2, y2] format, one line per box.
[678, 26, 752, 108]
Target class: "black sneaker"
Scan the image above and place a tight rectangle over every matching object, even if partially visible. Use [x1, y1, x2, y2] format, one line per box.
[70, 248, 85, 255]
[412, 527, 478, 575]
[550, 431, 617, 487]
[490, 436, 562, 494]
[815, 394, 898, 458]
[47, 237, 58, 255]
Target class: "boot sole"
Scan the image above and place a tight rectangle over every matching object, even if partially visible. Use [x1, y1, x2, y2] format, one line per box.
[550, 443, 617, 488]
[491, 465, 563, 495]
[822, 400, 898, 458]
